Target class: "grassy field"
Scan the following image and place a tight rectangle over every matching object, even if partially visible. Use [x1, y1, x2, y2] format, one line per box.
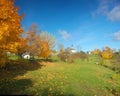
[0, 55, 120, 95]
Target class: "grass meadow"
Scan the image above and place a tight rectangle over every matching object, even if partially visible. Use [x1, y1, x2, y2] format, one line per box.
[0, 55, 120, 96]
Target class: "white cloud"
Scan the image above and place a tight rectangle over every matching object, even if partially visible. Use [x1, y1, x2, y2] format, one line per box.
[93, 0, 120, 21]
[58, 30, 71, 40]
[107, 6, 120, 21]
[113, 31, 120, 41]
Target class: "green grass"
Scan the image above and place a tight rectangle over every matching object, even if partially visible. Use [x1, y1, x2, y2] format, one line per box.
[0, 55, 120, 95]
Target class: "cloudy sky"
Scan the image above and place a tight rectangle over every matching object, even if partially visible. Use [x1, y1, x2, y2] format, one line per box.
[15, 0, 120, 51]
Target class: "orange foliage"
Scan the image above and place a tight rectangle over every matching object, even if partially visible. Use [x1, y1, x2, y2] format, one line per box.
[39, 42, 51, 58]
[26, 24, 41, 56]
[26, 24, 51, 58]
[0, 0, 24, 67]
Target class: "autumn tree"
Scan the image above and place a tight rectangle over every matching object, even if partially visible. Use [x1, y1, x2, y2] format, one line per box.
[0, 0, 24, 67]
[92, 49, 101, 55]
[26, 24, 51, 58]
[40, 32, 57, 49]
[26, 24, 41, 57]
[39, 42, 51, 58]
[101, 46, 113, 59]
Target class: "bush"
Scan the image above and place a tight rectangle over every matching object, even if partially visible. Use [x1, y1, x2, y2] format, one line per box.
[57, 52, 71, 62]
[58, 51, 89, 63]
[110, 54, 120, 73]
[79, 51, 89, 61]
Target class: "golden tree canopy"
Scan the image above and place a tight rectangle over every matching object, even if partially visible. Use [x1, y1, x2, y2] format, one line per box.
[101, 46, 113, 59]
[0, 0, 24, 67]
[0, 0, 24, 53]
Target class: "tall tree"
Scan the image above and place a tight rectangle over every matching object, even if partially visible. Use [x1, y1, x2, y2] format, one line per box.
[0, 0, 24, 67]
[26, 24, 41, 57]
[40, 32, 57, 49]
[26, 24, 53, 58]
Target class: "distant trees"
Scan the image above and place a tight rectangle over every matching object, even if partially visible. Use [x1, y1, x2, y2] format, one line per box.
[92, 49, 101, 55]
[92, 46, 113, 59]
[58, 48, 89, 63]
[0, 0, 24, 67]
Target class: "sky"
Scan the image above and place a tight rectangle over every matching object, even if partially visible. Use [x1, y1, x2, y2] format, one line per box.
[15, 0, 120, 51]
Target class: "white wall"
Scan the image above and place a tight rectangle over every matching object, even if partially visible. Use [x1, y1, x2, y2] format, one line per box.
[23, 55, 30, 59]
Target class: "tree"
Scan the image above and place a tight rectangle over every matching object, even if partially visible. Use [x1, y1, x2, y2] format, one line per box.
[39, 42, 51, 58]
[0, 0, 24, 67]
[40, 32, 57, 49]
[59, 44, 64, 53]
[26, 24, 41, 57]
[101, 46, 113, 59]
[92, 49, 101, 55]
[26, 24, 51, 58]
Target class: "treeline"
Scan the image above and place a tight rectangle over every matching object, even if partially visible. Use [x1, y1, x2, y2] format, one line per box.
[92, 46, 120, 73]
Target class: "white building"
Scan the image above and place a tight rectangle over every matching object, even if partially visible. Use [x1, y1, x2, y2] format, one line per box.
[65, 47, 77, 54]
[22, 52, 30, 59]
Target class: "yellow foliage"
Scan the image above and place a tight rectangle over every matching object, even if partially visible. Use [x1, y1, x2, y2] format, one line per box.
[101, 46, 113, 59]
[101, 51, 113, 59]
[92, 49, 101, 55]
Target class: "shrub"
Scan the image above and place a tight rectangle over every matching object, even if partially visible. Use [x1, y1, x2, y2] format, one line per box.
[110, 54, 120, 73]
[57, 52, 71, 62]
[78, 51, 89, 61]
[58, 51, 89, 63]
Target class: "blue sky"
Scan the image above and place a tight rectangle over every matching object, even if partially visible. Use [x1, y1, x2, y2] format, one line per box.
[15, 0, 120, 51]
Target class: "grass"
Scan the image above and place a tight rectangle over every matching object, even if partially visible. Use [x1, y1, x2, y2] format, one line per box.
[0, 55, 120, 95]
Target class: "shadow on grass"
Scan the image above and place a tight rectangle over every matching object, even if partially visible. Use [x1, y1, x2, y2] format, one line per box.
[0, 59, 44, 95]
[0, 78, 33, 95]
[0, 59, 44, 78]
[36, 58, 59, 63]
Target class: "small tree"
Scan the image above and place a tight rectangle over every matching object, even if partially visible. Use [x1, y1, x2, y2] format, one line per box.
[101, 46, 113, 59]
[92, 49, 101, 55]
